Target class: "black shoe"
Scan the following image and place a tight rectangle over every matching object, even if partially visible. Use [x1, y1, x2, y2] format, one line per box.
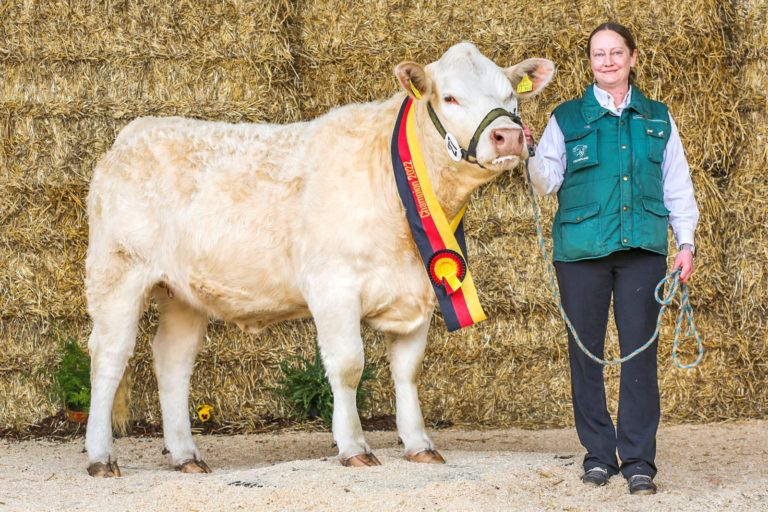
[628, 474, 657, 495]
[581, 467, 610, 486]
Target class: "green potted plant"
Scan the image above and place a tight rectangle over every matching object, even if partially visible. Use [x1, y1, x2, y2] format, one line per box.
[51, 329, 91, 423]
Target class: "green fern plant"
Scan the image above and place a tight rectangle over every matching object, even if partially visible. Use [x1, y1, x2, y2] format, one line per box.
[269, 341, 378, 425]
[50, 329, 91, 413]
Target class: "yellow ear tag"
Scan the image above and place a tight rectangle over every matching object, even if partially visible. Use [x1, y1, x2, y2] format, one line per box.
[517, 74, 533, 93]
[409, 79, 423, 100]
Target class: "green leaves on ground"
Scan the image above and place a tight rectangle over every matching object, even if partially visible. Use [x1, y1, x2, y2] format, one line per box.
[50, 326, 91, 413]
[268, 341, 378, 425]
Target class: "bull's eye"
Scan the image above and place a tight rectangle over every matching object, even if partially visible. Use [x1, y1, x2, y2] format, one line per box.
[443, 95, 459, 105]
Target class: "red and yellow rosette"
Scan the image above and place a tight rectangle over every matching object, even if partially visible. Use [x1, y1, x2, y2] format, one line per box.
[429, 250, 466, 294]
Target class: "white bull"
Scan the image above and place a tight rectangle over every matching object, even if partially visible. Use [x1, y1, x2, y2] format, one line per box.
[84, 42, 554, 476]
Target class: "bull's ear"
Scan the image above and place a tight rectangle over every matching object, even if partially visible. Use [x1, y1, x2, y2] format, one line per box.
[395, 61, 431, 100]
[504, 58, 555, 99]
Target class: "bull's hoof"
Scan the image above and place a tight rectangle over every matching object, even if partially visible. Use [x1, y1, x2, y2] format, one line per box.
[87, 460, 122, 477]
[340, 452, 382, 467]
[174, 457, 212, 473]
[405, 448, 446, 464]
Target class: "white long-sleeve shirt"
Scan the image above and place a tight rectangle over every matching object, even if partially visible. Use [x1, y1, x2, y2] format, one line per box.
[528, 85, 699, 250]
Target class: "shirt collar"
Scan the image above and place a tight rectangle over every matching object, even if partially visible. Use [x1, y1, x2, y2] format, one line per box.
[592, 84, 632, 116]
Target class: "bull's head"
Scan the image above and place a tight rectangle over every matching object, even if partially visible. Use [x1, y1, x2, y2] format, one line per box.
[395, 42, 554, 174]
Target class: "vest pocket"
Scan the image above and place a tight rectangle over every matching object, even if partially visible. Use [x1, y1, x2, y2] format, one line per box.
[558, 203, 601, 259]
[564, 127, 599, 171]
[641, 197, 670, 250]
[642, 119, 668, 163]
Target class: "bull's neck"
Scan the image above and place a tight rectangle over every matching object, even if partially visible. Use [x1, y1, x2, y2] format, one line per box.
[412, 100, 495, 221]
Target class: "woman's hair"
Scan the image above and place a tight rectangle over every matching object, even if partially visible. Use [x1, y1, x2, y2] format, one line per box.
[586, 22, 637, 83]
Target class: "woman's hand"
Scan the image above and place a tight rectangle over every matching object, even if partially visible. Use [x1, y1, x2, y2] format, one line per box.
[673, 248, 694, 283]
[522, 123, 535, 150]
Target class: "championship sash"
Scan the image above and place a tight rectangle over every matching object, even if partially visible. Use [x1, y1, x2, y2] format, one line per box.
[391, 97, 487, 331]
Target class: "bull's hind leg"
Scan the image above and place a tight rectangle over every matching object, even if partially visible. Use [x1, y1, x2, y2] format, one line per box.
[151, 292, 210, 473]
[309, 290, 379, 466]
[85, 268, 151, 477]
[388, 315, 445, 464]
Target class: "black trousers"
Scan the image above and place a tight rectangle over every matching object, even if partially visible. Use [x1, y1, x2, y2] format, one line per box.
[554, 249, 667, 479]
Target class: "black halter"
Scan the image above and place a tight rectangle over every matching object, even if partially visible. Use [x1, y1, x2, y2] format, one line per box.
[425, 101, 524, 168]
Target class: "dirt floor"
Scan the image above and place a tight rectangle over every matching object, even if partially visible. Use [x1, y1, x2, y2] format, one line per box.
[0, 419, 766, 512]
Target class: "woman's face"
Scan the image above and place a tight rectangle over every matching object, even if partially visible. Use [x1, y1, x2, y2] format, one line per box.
[589, 29, 637, 90]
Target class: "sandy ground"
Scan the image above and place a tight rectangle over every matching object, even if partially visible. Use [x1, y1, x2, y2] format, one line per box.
[0, 420, 766, 512]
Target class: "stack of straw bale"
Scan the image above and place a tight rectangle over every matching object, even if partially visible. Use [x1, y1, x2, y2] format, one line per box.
[1, 0, 766, 431]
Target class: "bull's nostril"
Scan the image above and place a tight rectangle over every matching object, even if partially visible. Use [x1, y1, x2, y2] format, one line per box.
[495, 135, 504, 142]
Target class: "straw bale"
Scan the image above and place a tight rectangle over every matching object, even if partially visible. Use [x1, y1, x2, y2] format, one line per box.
[2, 0, 767, 432]
[733, 0, 768, 64]
[0, 61, 300, 123]
[414, 313, 573, 429]
[0, 0, 294, 64]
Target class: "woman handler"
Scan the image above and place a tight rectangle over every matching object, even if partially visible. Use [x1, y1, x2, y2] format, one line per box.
[525, 22, 699, 495]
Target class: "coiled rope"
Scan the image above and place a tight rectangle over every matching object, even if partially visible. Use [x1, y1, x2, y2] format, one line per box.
[523, 165, 703, 368]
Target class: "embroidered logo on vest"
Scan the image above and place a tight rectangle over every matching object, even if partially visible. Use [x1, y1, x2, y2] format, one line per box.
[572, 144, 589, 162]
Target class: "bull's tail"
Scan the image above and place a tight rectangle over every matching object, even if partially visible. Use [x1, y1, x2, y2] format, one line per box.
[111, 368, 131, 436]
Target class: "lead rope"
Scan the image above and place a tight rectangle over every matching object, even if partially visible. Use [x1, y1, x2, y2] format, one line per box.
[522, 160, 704, 368]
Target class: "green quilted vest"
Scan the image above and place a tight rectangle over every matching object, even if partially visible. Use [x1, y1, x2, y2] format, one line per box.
[551, 85, 672, 262]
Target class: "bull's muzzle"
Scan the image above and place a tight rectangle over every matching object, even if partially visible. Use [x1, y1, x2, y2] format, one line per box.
[490, 126, 525, 157]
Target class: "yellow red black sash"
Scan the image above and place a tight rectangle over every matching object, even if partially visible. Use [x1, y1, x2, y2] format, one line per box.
[391, 97, 487, 331]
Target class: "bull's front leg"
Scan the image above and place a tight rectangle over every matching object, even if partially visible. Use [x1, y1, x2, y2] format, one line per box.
[308, 286, 379, 467]
[388, 314, 445, 464]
